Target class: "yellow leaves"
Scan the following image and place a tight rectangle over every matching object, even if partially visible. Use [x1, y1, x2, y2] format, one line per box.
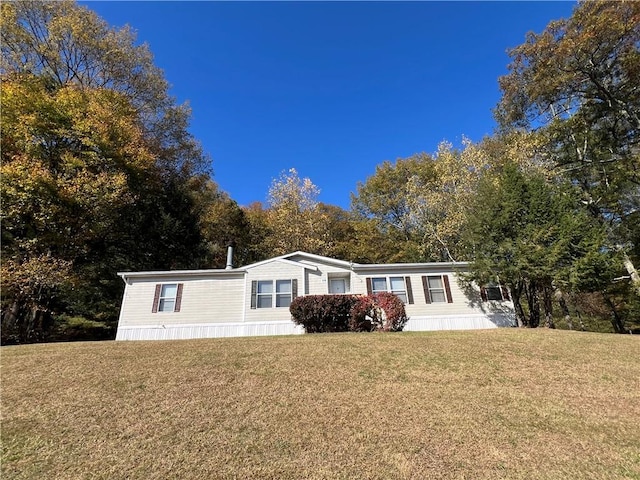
[264, 168, 332, 255]
[0, 156, 57, 227]
[499, 0, 640, 128]
[60, 168, 132, 209]
[2, 76, 155, 176]
[1, 254, 75, 300]
[268, 168, 320, 212]
[403, 139, 490, 261]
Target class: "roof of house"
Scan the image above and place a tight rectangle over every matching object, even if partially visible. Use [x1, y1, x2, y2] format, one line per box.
[118, 251, 469, 282]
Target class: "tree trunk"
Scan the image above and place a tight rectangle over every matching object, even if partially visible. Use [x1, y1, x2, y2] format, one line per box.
[525, 280, 541, 328]
[620, 249, 640, 297]
[554, 288, 573, 330]
[575, 305, 586, 331]
[602, 293, 626, 333]
[543, 285, 555, 329]
[511, 281, 526, 327]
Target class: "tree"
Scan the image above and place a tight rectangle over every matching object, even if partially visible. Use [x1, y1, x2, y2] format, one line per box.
[404, 139, 490, 262]
[465, 163, 621, 329]
[242, 202, 275, 264]
[1, 1, 212, 342]
[190, 177, 255, 268]
[351, 143, 494, 263]
[350, 154, 436, 262]
[496, 0, 640, 296]
[0, 76, 145, 340]
[264, 168, 332, 256]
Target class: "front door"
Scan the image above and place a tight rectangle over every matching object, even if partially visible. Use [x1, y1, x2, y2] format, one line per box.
[329, 278, 347, 294]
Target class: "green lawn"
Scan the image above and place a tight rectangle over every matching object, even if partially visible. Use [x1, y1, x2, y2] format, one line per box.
[2, 329, 639, 479]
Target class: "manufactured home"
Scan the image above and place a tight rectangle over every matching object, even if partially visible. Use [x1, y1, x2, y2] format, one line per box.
[115, 251, 514, 341]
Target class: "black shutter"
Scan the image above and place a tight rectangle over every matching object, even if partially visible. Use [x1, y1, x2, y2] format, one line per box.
[152, 284, 161, 313]
[174, 283, 183, 312]
[480, 287, 488, 302]
[422, 276, 431, 304]
[443, 275, 453, 303]
[250, 280, 257, 309]
[405, 276, 414, 304]
[292, 279, 298, 299]
[366, 278, 372, 295]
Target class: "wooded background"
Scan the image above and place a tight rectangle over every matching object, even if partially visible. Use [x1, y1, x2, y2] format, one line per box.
[2, 0, 638, 342]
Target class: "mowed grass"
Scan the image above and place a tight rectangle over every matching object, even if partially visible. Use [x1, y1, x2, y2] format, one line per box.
[2, 329, 639, 480]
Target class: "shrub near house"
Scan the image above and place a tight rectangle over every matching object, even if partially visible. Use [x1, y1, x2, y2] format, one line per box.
[290, 292, 408, 333]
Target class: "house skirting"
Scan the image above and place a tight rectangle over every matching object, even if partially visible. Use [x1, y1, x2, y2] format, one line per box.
[402, 313, 515, 331]
[115, 321, 305, 341]
[115, 313, 515, 341]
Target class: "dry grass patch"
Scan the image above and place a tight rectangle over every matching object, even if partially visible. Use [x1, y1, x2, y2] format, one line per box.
[2, 329, 640, 479]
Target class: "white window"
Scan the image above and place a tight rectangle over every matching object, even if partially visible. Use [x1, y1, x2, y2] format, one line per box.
[253, 279, 296, 308]
[426, 276, 446, 303]
[389, 277, 408, 304]
[371, 277, 388, 294]
[152, 283, 183, 313]
[369, 276, 410, 304]
[276, 280, 292, 308]
[257, 280, 273, 308]
[158, 284, 177, 312]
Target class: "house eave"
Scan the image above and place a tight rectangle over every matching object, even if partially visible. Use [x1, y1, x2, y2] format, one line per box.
[118, 268, 247, 282]
[353, 261, 469, 273]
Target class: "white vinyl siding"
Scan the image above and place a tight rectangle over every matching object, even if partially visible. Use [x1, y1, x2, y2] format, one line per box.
[245, 260, 303, 323]
[121, 275, 244, 327]
[116, 253, 516, 341]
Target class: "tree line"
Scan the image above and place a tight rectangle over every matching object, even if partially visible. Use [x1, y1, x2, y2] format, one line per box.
[1, 0, 638, 343]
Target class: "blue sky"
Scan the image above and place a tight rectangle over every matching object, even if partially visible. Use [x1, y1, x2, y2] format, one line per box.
[84, 1, 576, 209]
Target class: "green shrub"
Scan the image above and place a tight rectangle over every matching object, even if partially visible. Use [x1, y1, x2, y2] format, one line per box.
[49, 315, 115, 342]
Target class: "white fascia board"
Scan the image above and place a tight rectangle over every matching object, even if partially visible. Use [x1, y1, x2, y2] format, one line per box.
[285, 251, 354, 269]
[352, 261, 469, 273]
[242, 251, 342, 269]
[241, 251, 353, 271]
[118, 269, 247, 282]
[275, 258, 320, 271]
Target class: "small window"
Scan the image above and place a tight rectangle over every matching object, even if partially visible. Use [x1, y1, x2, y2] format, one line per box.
[486, 286, 503, 301]
[276, 280, 292, 308]
[389, 277, 408, 304]
[158, 284, 177, 312]
[482, 283, 510, 302]
[257, 281, 273, 308]
[422, 275, 453, 304]
[152, 283, 183, 313]
[371, 277, 388, 294]
[427, 276, 446, 303]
